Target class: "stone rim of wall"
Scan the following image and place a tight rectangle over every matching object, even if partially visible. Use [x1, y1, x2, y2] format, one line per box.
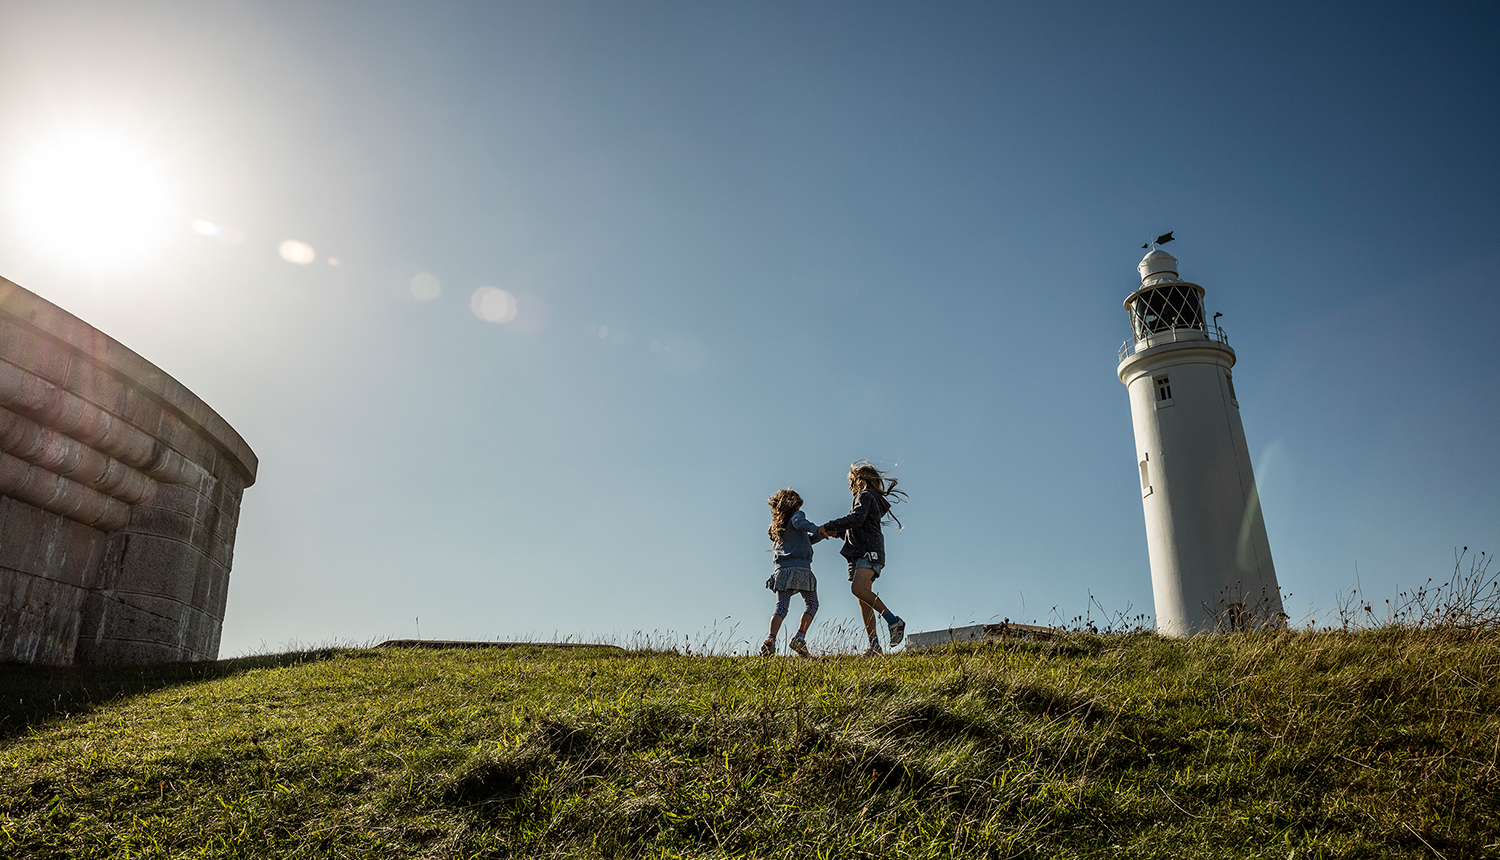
[0, 277, 257, 488]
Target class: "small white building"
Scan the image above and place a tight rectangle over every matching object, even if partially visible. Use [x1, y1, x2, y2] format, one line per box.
[1117, 247, 1284, 635]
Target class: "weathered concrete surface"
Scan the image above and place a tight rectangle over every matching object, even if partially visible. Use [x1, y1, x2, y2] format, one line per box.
[0, 276, 256, 664]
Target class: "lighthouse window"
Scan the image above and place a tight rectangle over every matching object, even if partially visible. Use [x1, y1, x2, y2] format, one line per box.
[1155, 376, 1173, 403]
[1139, 454, 1152, 496]
[1225, 372, 1238, 406]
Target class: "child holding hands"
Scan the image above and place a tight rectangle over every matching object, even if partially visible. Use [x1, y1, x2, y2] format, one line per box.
[762, 488, 821, 657]
[819, 462, 907, 655]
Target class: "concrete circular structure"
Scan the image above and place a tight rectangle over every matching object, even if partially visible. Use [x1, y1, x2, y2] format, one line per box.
[0, 276, 256, 664]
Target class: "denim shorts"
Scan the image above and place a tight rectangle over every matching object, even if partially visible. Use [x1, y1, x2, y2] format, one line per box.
[847, 558, 884, 582]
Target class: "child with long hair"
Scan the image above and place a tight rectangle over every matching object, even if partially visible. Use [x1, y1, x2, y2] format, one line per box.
[762, 488, 822, 657]
[818, 462, 907, 655]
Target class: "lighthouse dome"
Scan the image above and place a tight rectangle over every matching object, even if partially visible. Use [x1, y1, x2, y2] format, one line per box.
[1138, 249, 1180, 286]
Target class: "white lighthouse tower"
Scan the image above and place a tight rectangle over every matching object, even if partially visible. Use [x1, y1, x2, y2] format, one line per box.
[1117, 245, 1284, 635]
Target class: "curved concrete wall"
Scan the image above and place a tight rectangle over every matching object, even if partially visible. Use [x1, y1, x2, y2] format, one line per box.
[0, 276, 256, 664]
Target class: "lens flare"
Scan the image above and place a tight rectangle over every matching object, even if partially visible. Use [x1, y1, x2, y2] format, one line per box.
[471, 286, 517, 323]
[279, 239, 316, 265]
[409, 272, 441, 300]
[190, 218, 247, 244]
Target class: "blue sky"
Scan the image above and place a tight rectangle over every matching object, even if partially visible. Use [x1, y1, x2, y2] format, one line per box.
[1, 1, 1496, 652]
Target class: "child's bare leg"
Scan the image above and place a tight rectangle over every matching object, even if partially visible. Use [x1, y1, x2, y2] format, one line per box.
[768, 614, 784, 638]
[851, 569, 889, 615]
[796, 612, 814, 636]
[859, 599, 877, 640]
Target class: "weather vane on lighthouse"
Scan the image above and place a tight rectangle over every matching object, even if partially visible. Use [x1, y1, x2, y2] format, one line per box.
[1116, 235, 1285, 635]
[1141, 231, 1175, 250]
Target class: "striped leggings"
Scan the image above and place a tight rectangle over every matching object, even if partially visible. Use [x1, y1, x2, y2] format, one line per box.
[773, 589, 819, 619]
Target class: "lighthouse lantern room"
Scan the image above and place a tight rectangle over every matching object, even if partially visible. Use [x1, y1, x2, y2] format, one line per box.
[1117, 246, 1284, 635]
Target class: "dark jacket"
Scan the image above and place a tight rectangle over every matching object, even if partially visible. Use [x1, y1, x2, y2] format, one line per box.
[821, 489, 890, 564]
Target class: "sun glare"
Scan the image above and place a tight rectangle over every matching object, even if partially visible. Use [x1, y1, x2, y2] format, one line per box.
[7, 132, 174, 266]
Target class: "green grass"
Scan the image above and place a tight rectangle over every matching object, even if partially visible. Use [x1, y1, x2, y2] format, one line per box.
[2, 630, 1498, 858]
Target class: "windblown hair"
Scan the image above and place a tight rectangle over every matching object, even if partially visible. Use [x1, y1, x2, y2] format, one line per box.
[848, 461, 908, 531]
[767, 488, 804, 543]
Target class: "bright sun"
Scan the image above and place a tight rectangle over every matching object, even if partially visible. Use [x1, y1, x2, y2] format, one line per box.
[8, 132, 174, 266]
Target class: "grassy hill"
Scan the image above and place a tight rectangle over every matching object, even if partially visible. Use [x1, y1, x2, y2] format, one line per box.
[1, 630, 1497, 858]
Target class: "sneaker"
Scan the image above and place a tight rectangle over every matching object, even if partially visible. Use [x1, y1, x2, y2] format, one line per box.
[789, 636, 810, 657]
[863, 643, 882, 657]
[760, 637, 775, 657]
[888, 618, 906, 648]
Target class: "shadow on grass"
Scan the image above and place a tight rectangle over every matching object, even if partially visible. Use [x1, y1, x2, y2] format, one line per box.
[0, 650, 344, 742]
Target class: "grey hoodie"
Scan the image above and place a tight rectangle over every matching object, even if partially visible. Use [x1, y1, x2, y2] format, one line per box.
[772, 510, 824, 573]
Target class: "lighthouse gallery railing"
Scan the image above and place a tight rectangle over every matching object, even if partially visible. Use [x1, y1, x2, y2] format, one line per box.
[1118, 322, 1230, 363]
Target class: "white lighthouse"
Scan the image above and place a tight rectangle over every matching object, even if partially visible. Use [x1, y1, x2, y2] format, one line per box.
[1117, 246, 1284, 636]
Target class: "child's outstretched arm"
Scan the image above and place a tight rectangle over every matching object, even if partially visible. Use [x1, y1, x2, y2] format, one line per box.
[819, 490, 877, 537]
[790, 510, 824, 543]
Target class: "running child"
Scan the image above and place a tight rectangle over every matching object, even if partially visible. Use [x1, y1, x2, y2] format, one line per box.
[762, 488, 821, 657]
[817, 462, 907, 655]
